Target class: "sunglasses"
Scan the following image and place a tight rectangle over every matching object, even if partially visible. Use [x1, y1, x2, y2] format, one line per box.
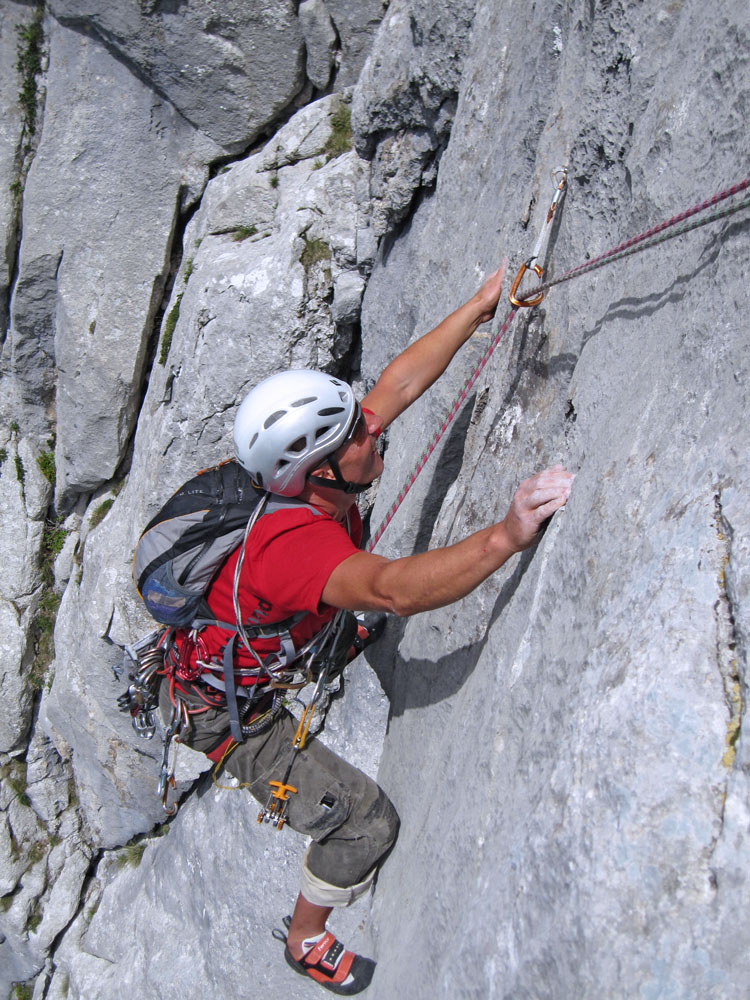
[340, 402, 369, 447]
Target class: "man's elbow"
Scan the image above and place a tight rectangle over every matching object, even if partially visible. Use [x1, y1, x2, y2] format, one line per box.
[379, 588, 424, 618]
[388, 599, 414, 619]
[365, 591, 412, 618]
[372, 566, 426, 618]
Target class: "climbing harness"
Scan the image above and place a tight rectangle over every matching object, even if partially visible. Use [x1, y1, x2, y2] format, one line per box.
[368, 174, 750, 552]
[119, 609, 353, 815]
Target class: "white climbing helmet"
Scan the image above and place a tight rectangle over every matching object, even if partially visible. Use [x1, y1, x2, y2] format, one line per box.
[233, 369, 357, 496]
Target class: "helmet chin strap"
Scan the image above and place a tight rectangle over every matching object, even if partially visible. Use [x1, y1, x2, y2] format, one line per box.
[307, 454, 373, 495]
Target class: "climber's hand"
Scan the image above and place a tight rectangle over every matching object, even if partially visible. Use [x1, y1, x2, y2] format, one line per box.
[501, 465, 573, 552]
[470, 260, 508, 326]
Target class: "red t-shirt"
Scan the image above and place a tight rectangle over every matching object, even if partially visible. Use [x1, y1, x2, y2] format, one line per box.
[180, 504, 362, 683]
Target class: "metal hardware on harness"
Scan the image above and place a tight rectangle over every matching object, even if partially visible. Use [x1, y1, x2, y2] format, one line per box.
[258, 780, 298, 830]
[255, 679, 320, 829]
[292, 699, 318, 753]
[117, 643, 167, 740]
[131, 709, 157, 739]
[158, 698, 191, 816]
[257, 610, 347, 832]
[267, 668, 313, 691]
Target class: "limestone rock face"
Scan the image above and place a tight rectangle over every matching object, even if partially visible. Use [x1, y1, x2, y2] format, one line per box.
[352, 0, 478, 234]
[299, 0, 338, 91]
[324, 0, 388, 89]
[4, 17, 221, 504]
[0, 598, 30, 752]
[357, 3, 750, 997]
[0, 729, 93, 999]
[2, 1, 750, 998]
[0, 433, 51, 753]
[0, 3, 28, 328]
[47, 0, 306, 152]
[45, 0, 388, 150]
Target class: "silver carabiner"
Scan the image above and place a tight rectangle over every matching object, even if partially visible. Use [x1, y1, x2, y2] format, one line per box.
[132, 709, 156, 739]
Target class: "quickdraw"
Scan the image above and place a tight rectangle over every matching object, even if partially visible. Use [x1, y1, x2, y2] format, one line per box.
[158, 698, 190, 816]
[517, 175, 750, 303]
[509, 167, 567, 307]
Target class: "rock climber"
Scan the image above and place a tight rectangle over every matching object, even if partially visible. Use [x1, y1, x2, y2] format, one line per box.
[168, 265, 573, 994]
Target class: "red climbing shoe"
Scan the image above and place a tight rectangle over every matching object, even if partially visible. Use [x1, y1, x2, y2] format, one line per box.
[284, 931, 376, 995]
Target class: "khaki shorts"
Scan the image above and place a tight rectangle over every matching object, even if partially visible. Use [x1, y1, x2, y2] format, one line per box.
[162, 683, 399, 889]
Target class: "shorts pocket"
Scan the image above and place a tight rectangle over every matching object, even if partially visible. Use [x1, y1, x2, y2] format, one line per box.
[290, 778, 353, 842]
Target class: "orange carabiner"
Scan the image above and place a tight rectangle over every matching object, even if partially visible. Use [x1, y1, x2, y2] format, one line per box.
[509, 260, 545, 308]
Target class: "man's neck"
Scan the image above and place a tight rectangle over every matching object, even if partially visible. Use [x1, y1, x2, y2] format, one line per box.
[297, 482, 356, 521]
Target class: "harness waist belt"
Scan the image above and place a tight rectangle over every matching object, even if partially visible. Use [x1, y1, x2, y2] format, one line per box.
[201, 671, 267, 697]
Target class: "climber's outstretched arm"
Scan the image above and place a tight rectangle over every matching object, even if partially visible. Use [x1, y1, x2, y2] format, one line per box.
[362, 263, 506, 430]
[322, 465, 573, 616]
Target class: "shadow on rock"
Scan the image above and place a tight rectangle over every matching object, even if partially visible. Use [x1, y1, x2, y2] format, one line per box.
[412, 393, 476, 552]
[367, 546, 537, 718]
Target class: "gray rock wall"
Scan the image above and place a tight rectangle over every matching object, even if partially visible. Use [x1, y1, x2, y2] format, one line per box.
[47, 0, 306, 152]
[48, 0, 387, 150]
[0, 2, 28, 330]
[358, 2, 750, 997]
[11, 17, 221, 501]
[1, 0, 749, 998]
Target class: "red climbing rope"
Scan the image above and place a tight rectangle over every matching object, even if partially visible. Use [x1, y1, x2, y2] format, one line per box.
[368, 305, 518, 551]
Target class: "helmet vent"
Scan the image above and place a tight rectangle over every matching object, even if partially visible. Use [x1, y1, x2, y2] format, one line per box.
[315, 426, 331, 439]
[292, 397, 316, 407]
[318, 406, 345, 416]
[264, 410, 286, 428]
[248, 433, 258, 450]
[288, 437, 307, 453]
